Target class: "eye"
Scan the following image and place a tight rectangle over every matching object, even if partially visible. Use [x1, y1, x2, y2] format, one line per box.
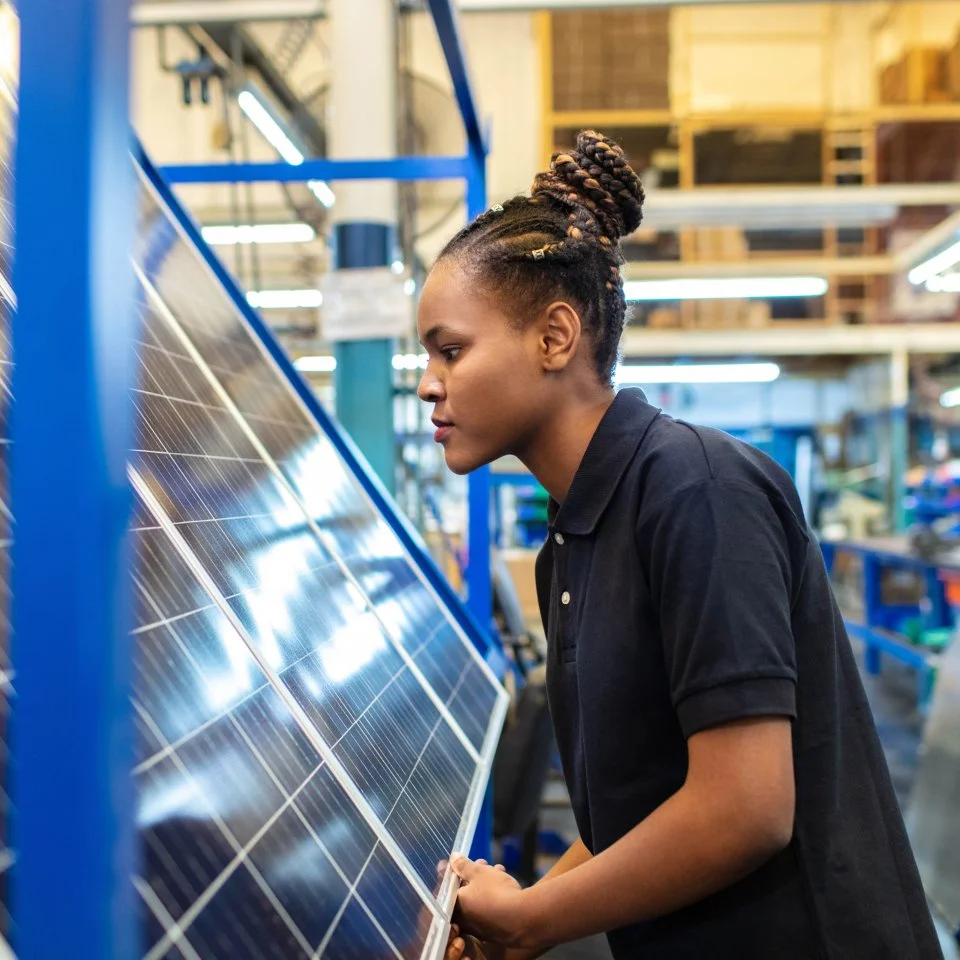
[440, 346, 462, 362]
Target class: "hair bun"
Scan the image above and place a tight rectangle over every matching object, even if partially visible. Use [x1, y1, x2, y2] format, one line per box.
[532, 130, 644, 242]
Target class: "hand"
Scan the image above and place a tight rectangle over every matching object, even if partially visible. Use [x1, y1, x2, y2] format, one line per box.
[451, 854, 528, 946]
[445, 923, 506, 960]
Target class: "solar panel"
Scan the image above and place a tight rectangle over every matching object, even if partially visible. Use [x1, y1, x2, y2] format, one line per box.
[121, 166, 508, 954]
[0, 16, 507, 947]
[133, 182, 504, 760]
[132, 499, 442, 959]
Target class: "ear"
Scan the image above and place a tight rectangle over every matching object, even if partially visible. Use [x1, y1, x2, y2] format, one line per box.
[537, 301, 582, 373]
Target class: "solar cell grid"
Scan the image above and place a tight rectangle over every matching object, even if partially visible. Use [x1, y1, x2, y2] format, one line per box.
[135, 185, 503, 758]
[132, 503, 441, 960]
[131, 290, 484, 907]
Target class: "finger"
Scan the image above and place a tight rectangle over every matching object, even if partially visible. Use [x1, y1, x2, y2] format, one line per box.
[446, 937, 465, 960]
[494, 864, 507, 872]
[475, 859, 488, 866]
[450, 853, 479, 882]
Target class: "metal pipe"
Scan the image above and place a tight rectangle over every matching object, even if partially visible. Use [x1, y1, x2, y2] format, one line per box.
[625, 256, 894, 280]
[132, 0, 324, 26]
[159, 155, 474, 183]
[894, 209, 960, 273]
[621, 323, 960, 358]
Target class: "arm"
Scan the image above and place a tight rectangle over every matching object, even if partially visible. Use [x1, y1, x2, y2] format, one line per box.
[503, 838, 594, 960]
[453, 715, 794, 951]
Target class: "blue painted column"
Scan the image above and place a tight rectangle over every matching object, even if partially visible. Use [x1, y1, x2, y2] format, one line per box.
[329, 0, 397, 495]
[12, 1, 139, 957]
[464, 151, 493, 634]
[890, 349, 909, 534]
[333, 223, 396, 493]
[464, 149, 496, 864]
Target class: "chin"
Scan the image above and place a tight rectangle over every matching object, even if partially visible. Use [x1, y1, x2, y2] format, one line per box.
[443, 445, 493, 476]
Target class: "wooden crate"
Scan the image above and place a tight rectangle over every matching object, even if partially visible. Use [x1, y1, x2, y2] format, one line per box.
[879, 48, 950, 105]
[551, 9, 669, 111]
[948, 35, 960, 99]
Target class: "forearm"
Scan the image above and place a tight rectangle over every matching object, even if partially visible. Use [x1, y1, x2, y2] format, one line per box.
[537, 836, 592, 885]
[504, 839, 593, 960]
[517, 785, 789, 950]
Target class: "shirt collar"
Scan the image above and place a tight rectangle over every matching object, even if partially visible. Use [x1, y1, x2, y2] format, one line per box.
[549, 388, 661, 536]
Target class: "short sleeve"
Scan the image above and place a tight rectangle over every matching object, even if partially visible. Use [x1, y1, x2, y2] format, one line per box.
[638, 478, 799, 738]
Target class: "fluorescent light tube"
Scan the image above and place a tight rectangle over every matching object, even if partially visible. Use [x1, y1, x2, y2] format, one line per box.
[202, 223, 316, 246]
[616, 362, 781, 385]
[623, 277, 828, 301]
[237, 89, 336, 209]
[909, 239, 960, 286]
[237, 90, 304, 166]
[926, 273, 960, 294]
[294, 355, 337, 373]
[941, 387, 960, 408]
[308, 180, 336, 209]
[247, 289, 322, 309]
[391, 353, 428, 371]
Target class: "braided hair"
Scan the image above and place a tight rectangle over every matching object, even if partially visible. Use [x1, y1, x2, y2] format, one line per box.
[437, 130, 644, 384]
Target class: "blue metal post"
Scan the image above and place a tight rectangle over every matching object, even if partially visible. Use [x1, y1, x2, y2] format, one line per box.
[464, 150, 494, 637]
[464, 148, 497, 864]
[891, 404, 908, 533]
[12, 1, 139, 957]
[863, 555, 883, 676]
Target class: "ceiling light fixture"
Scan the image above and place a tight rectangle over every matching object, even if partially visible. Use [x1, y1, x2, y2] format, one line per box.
[391, 353, 428, 371]
[616, 362, 782, 385]
[925, 273, 960, 294]
[940, 386, 960, 408]
[237, 88, 335, 209]
[294, 356, 337, 374]
[247, 289, 322, 310]
[908, 239, 960, 286]
[623, 278, 828, 302]
[202, 223, 316, 246]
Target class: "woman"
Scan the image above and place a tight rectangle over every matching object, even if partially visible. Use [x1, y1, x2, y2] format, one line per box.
[417, 132, 941, 960]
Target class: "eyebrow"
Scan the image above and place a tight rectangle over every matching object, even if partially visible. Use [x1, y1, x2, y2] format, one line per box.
[420, 323, 451, 347]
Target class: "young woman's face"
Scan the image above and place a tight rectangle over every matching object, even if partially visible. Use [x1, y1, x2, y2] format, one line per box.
[417, 259, 553, 475]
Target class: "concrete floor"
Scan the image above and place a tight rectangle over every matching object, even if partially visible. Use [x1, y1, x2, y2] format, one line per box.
[532, 652, 959, 959]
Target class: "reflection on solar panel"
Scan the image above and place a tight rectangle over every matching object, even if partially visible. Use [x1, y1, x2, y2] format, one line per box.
[0, 72, 506, 960]
[135, 187, 502, 760]
[126, 170, 509, 952]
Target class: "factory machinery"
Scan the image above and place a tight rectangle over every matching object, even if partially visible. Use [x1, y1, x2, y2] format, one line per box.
[0, 12, 509, 956]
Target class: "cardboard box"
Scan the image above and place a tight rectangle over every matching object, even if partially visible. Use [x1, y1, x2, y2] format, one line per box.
[647, 307, 682, 329]
[501, 548, 542, 628]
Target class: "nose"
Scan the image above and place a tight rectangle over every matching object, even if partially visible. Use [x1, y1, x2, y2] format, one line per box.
[417, 364, 445, 403]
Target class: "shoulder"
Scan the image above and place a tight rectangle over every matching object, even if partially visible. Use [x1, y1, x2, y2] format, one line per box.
[632, 417, 808, 537]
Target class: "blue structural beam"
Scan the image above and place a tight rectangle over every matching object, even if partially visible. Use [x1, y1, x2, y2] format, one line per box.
[425, 0, 488, 158]
[160, 155, 474, 184]
[12, 1, 139, 957]
[464, 148, 493, 637]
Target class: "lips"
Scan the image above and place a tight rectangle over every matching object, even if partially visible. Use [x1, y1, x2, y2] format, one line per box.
[432, 417, 453, 444]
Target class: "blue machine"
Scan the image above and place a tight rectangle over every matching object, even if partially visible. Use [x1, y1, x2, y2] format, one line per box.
[9, 1, 506, 956]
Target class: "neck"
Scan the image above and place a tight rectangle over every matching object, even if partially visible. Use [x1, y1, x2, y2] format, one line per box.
[517, 387, 615, 503]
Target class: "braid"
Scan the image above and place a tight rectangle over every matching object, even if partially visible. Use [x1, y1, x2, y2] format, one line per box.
[437, 130, 644, 384]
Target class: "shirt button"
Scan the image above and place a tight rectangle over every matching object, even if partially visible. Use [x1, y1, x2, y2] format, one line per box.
[554, 533, 565, 546]
[561, 591, 571, 606]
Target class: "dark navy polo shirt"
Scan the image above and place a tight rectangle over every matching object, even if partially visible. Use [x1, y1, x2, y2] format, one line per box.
[536, 388, 941, 960]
